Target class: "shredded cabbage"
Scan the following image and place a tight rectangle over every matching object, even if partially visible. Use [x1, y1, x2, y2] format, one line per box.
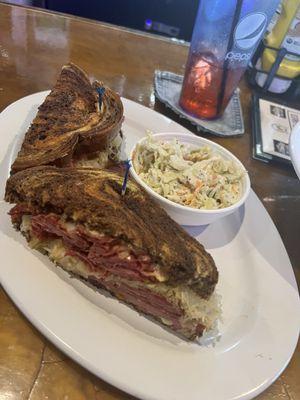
[133, 135, 245, 210]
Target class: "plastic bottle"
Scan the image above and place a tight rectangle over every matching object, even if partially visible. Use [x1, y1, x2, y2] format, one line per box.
[262, 0, 300, 88]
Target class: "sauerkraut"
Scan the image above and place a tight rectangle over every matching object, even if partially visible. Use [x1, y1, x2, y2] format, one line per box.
[74, 132, 123, 168]
[133, 135, 245, 210]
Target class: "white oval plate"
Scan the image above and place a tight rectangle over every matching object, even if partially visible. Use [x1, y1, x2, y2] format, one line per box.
[0, 91, 299, 400]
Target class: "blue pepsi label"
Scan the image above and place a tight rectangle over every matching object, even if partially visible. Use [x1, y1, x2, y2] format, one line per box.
[224, 0, 280, 66]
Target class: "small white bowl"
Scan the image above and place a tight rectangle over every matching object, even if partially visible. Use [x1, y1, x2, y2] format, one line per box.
[130, 132, 251, 226]
[289, 121, 300, 180]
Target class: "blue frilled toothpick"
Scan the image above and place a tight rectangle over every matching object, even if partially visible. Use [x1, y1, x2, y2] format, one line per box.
[121, 159, 131, 196]
[96, 86, 105, 108]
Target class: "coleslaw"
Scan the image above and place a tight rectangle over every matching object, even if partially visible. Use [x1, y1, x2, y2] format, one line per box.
[133, 135, 245, 210]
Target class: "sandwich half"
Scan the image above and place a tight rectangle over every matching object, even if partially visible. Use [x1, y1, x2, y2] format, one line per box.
[5, 166, 220, 340]
[11, 63, 124, 173]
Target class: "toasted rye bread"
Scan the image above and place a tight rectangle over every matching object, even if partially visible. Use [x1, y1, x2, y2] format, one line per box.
[11, 63, 124, 173]
[5, 166, 218, 298]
